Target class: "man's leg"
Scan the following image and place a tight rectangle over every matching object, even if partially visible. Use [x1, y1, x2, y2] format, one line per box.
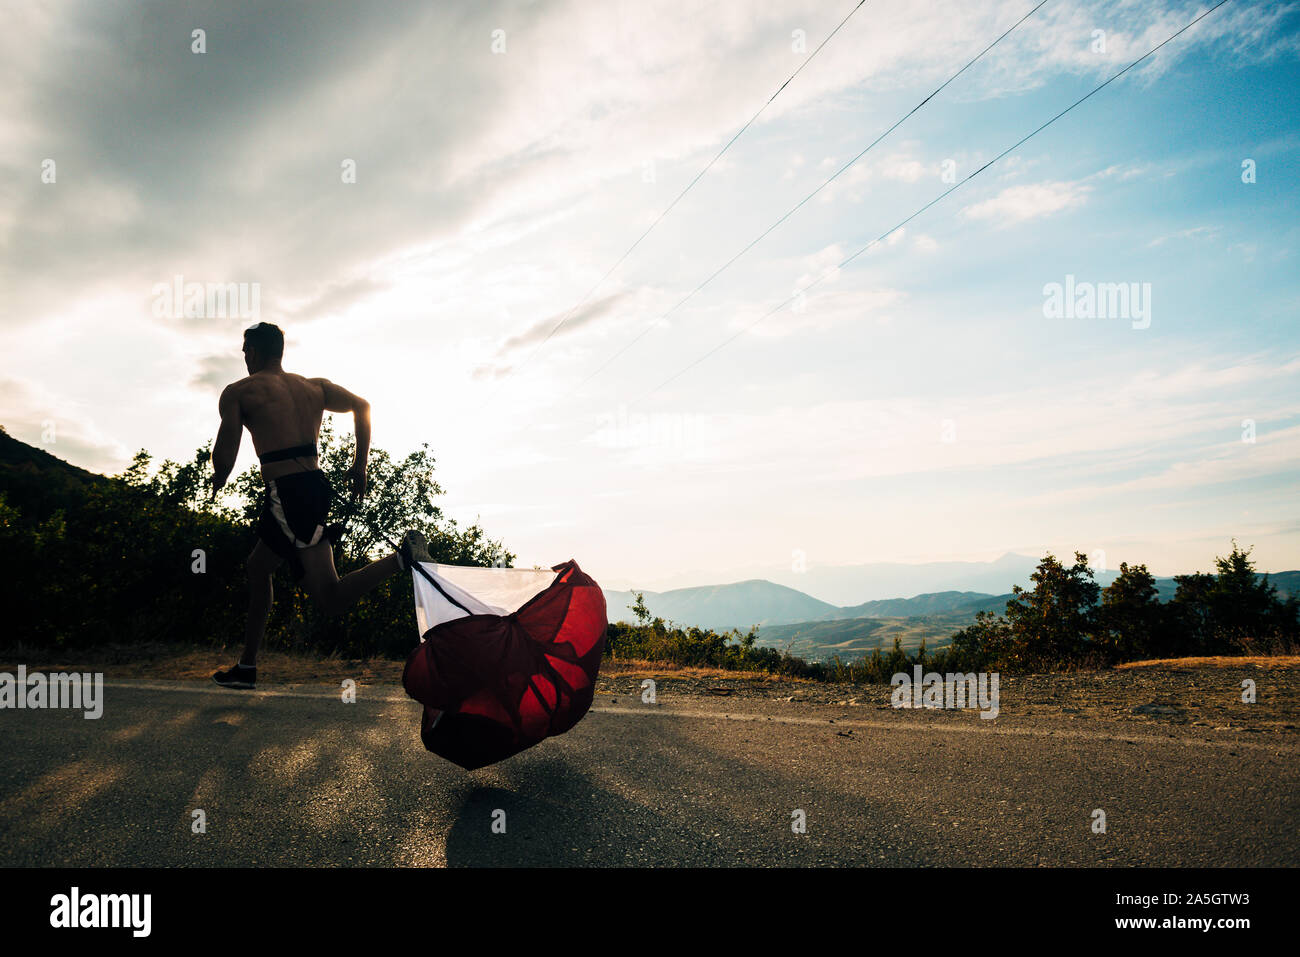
[242, 540, 283, 667]
[214, 540, 283, 688]
[298, 540, 402, 617]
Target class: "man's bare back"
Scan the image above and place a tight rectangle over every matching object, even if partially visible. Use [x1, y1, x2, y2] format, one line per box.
[209, 322, 428, 689]
[230, 371, 325, 466]
[219, 371, 368, 483]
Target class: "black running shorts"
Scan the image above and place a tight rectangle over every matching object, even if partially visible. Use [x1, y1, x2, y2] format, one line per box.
[256, 469, 332, 579]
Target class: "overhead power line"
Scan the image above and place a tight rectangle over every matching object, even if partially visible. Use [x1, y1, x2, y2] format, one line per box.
[635, 0, 1231, 402]
[487, 0, 876, 395]
[568, 0, 1055, 395]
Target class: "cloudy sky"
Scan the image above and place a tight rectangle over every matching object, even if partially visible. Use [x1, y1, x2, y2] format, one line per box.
[3, 0, 1298, 592]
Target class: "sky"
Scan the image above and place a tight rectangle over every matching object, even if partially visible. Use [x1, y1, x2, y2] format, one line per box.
[2, 0, 1298, 593]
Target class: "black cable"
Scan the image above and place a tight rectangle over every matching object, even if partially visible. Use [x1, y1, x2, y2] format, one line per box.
[486, 0, 876, 395]
[638, 0, 1232, 401]
[573, 0, 1055, 395]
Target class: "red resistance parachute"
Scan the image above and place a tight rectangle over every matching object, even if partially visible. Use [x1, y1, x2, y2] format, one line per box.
[402, 559, 607, 770]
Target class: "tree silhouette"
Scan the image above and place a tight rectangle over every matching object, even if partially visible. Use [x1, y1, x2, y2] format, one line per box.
[1002, 552, 1100, 667]
[1099, 562, 1163, 659]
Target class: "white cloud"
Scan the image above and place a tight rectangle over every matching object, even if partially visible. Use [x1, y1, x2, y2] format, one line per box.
[1147, 225, 1221, 247]
[3, 0, 1299, 582]
[617, 353, 1300, 489]
[1021, 423, 1300, 507]
[0, 377, 131, 473]
[877, 155, 928, 183]
[742, 285, 908, 338]
[960, 180, 1092, 226]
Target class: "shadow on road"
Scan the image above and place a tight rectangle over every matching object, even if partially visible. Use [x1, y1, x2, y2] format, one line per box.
[445, 783, 586, 867]
[443, 750, 681, 867]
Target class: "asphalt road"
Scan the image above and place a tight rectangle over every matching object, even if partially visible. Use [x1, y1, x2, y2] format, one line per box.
[1, 680, 1296, 867]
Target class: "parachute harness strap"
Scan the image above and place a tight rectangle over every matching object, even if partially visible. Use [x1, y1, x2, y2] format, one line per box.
[524, 586, 586, 731]
[328, 497, 471, 613]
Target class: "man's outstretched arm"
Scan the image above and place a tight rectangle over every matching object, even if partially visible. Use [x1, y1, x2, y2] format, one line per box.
[315, 378, 371, 499]
[211, 385, 243, 498]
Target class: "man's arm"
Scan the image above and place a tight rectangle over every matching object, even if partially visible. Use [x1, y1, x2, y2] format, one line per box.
[315, 378, 371, 499]
[211, 385, 243, 498]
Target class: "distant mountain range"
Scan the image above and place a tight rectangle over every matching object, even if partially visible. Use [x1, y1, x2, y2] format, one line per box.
[605, 570, 1300, 662]
[606, 571, 1300, 630]
[602, 582, 1021, 631]
[828, 590, 1014, 620]
[608, 552, 1047, 606]
[613, 552, 1300, 610]
[602, 580, 838, 632]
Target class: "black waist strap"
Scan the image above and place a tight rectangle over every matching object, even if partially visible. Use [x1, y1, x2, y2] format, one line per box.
[259, 443, 318, 464]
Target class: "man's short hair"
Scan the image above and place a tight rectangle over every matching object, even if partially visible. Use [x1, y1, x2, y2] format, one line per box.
[243, 322, 284, 360]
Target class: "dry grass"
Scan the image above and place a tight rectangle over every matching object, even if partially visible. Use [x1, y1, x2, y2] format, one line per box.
[1115, 654, 1300, 670]
[600, 657, 819, 683]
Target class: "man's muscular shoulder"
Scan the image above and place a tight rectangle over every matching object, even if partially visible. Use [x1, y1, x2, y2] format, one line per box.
[311, 377, 366, 413]
[218, 375, 256, 408]
[216, 380, 248, 429]
[219, 376, 251, 401]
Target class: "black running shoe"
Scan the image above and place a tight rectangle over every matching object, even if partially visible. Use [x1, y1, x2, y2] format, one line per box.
[213, 663, 256, 689]
[397, 529, 433, 570]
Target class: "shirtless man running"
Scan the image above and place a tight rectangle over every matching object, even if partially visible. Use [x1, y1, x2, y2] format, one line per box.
[209, 322, 430, 689]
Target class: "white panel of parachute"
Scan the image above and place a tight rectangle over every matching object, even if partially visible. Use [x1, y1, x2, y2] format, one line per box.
[410, 563, 560, 639]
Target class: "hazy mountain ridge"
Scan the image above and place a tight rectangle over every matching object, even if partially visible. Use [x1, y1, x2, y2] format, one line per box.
[606, 572, 1300, 628]
[612, 552, 1044, 605]
[605, 570, 1300, 662]
[602, 579, 839, 631]
[826, 590, 1015, 620]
